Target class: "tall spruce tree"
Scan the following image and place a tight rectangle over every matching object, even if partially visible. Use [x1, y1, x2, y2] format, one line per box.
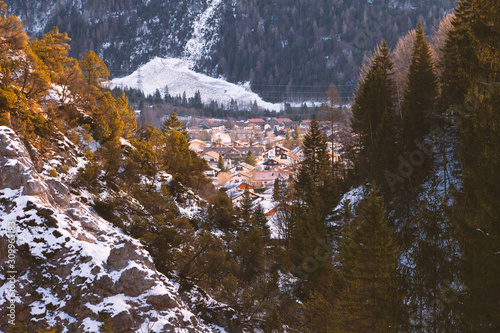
[401, 20, 438, 150]
[336, 184, 403, 332]
[402, 185, 460, 332]
[439, 1, 500, 330]
[289, 117, 338, 296]
[217, 154, 225, 172]
[351, 40, 398, 185]
[301, 116, 329, 183]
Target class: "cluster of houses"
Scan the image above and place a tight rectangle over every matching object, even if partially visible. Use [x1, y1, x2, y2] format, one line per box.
[185, 116, 352, 218]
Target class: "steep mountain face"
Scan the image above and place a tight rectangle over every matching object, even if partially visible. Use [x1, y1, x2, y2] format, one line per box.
[6, 0, 219, 78]
[0, 126, 220, 332]
[6, 0, 456, 102]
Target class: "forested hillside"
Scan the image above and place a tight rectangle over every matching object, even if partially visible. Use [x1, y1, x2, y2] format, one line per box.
[0, 0, 498, 332]
[5, 0, 456, 102]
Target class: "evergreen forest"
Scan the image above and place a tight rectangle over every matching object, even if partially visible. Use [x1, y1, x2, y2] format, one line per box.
[5, 0, 456, 102]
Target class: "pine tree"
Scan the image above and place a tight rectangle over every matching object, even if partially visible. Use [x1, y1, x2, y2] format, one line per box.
[272, 176, 292, 242]
[401, 19, 438, 150]
[301, 116, 329, 183]
[217, 153, 225, 171]
[319, 83, 346, 180]
[116, 92, 137, 138]
[239, 189, 253, 226]
[336, 184, 402, 332]
[208, 192, 235, 231]
[0, 2, 28, 52]
[292, 123, 301, 140]
[30, 27, 72, 82]
[402, 184, 460, 332]
[253, 203, 270, 242]
[19, 46, 51, 100]
[234, 226, 265, 283]
[441, 1, 500, 329]
[272, 176, 286, 202]
[352, 40, 396, 152]
[288, 118, 338, 295]
[79, 50, 110, 89]
[243, 150, 257, 166]
[162, 112, 187, 136]
[351, 40, 398, 183]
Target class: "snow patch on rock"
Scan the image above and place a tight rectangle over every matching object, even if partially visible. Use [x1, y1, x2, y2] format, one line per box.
[0, 126, 216, 332]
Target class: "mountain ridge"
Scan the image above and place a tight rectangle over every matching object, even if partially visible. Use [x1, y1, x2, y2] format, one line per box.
[5, 0, 456, 102]
[0, 125, 227, 332]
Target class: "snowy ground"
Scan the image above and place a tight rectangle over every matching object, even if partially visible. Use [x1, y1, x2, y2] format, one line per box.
[111, 57, 284, 112]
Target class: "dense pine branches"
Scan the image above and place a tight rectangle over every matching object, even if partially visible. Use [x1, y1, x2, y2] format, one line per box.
[347, 2, 498, 332]
[437, 1, 500, 330]
[5, 0, 456, 103]
[401, 20, 438, 150]
[351, 40, 398, 187]
[336, 184, 402, 332]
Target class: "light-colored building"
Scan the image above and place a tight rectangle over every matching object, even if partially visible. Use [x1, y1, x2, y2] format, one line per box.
[211, 132, 232, 144]
[189, 139, 207, 154]
[228, 162, 256, 174]
[200, 151, 221, 167]
[252, 171, 290, 188]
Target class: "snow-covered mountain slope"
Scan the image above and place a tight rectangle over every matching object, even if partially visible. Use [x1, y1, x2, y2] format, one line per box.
[0, 126, 220, 332]
[183, 0, 223, 65]
[112, 57, 283, 111]
[6, 0, 457, 104]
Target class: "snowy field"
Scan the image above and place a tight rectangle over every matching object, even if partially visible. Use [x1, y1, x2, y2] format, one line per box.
[111, 57, 284, 112]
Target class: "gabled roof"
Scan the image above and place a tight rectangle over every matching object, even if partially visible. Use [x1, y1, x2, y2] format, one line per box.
[228, 190, 260, 201]
[232, 171, 253, 179]
[285, 151, 300, 161]
[273, 118, 293, 122]
[253, 171, 290, 181]
[263, 158, 290, 166]
[201, 151, 220, 160]
[248, 118, 266, 123]
[227, 147, 243, 154]
[230, 161, 255, 171]
[238, 162, 255, 170]
[189, 139, 206, 145]
[275, 144, 290, 152]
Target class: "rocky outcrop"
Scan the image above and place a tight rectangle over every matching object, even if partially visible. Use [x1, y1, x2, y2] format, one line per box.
[0, 126, 215, 332]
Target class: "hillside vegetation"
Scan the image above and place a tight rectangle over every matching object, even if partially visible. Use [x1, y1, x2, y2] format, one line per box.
[5, 0, 456, 102]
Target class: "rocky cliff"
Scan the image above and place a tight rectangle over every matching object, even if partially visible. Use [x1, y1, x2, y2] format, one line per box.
[0, 125, 217, 332]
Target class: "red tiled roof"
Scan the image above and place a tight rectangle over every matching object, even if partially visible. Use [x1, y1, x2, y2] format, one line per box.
[248, 118, 266, 123]
[274, 118, 293, 122]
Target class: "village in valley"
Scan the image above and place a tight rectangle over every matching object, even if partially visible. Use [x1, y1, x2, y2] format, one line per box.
[184, 115, 355, 230]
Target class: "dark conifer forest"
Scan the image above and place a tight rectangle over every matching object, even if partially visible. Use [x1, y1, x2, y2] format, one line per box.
[6, 0, 456, 102]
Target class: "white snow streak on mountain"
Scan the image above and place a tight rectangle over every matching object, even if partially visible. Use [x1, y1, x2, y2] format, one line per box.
[111, 57, 283, 111]
[183, 0, 223, 65]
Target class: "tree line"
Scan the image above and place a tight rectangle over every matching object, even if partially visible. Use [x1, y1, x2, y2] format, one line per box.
[5, 0, 456, 102]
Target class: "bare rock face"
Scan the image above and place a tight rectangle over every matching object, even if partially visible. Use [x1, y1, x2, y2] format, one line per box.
[0, 126, 215, 332]
[107, 241, 155, 271]
[0, 127, 49, 200]
[46, 178, 71, 208]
